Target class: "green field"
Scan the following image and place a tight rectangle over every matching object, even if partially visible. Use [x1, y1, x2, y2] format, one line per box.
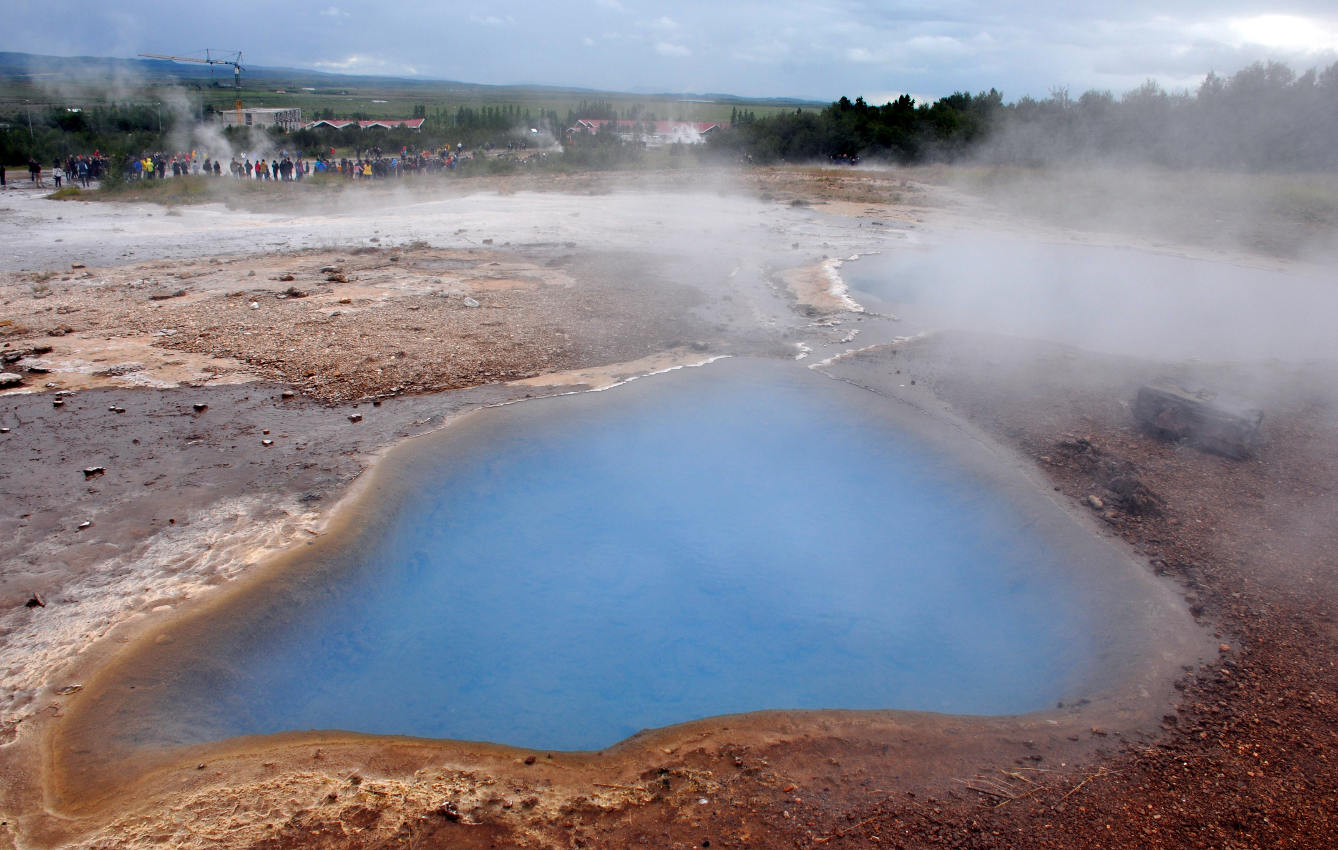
[0, 57, 818, 127]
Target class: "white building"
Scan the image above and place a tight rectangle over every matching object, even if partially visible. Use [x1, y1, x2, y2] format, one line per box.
[219, 107, 303, 131]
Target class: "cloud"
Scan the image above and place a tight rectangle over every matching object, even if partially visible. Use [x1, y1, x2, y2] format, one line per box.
[311, 54, 420, 76]
[655, 42, 692, 57]
[319, 6, 348, 17]
[470, 14, 515, 27]
[595, 0, 624, 10]
[645, 16, 679, 31]
[1226, 14, 1338, 51]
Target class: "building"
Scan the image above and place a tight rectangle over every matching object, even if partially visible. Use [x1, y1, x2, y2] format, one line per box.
[219, 107, 303, 131]
[300, 119, 426, 131]
[567, 119, 722, 146]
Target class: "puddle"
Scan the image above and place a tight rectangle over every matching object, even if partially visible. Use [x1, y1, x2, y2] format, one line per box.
[60, 358, 1189, 766]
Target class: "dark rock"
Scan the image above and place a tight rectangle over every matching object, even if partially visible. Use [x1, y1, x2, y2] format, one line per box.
[1133, 378, 1262, 459]
[148, 290, 187, 301]
[523, 755, 537, 765]
[25, 593, 44, 608]
[348, 413, 363, 423]
[278, 273, 296, 282]
[192, 403, 208, 412]
[436, 801, 461, 821]
[282, 286, 308, 298]
[83, 466, 106, 479]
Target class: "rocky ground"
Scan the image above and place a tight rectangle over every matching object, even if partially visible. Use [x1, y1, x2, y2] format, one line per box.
[0, 167, 1335, 848]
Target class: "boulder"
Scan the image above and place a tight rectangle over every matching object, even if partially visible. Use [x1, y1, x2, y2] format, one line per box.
[1133, 378, 1262, 459]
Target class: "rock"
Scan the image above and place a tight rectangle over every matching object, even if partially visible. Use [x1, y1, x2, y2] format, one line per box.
[523, 755, 537, 765]
[261, 439, 274, 447]
[0, 372, 22, 388]
[281, 390, 296, 400]
[1085, 495, 1104, 510]
[326, 272, 349, 283]
[281, 286, 307, 299]
[348, 413, 363, 423]
[463, 296, 481, 308]
[2, 351, 22, 364]
[54, 684, 82, 695]
[77, 520, 92, 530]
[71, 263, 86, 269]
[247, 270, 256, 277]
[25, 361, 51, 374]
[52, 398, 64, 408]
[148, 290, 186, 301]
[193, 403, 208, 412]
[1133, 378, 1262, 459]
[278, 273, 296, 282]
[437, 801, 461, 821]
[83, 466, 106, 479]
[249, 302, 260, 310]
[25, 593, 45, 609]
[29, 344, 53, 356]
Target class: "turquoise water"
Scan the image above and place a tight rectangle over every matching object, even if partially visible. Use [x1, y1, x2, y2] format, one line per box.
[131, 360, 1098, 752]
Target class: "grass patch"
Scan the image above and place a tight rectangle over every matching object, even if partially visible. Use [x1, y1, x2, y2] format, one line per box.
[46, 186, 85, 200]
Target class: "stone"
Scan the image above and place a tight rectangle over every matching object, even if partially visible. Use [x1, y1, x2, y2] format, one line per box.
[25, 593, 45, 609]
[326, 272, 349, 283]
[261, 439, 274, 447]
[281, 390, 296, 400]
[249, 302, 260, 310]
[77, 520, 92, 530]
[463, 296, 481, 308]
[0, 372, 22, 388]
[1133, 378, 1262, 459]
[348, 413, 363, 423]
[278, 273, 296, 282]
[193, 403, 208, 412]
[83, 466, 106, 479]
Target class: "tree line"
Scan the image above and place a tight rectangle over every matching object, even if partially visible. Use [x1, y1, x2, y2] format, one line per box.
[708, 60, 1338, 171]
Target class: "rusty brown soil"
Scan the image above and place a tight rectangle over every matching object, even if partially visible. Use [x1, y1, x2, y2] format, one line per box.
[1, 167, 1335, 849]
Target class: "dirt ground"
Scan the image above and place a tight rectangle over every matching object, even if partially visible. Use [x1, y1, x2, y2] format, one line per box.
[1, 166, 1336, 848]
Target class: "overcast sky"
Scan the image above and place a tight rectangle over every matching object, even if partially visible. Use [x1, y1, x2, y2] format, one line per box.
[7, 0, 1338, 103]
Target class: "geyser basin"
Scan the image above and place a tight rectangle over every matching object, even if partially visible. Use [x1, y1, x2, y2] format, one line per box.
[66, 359, 1185, 760]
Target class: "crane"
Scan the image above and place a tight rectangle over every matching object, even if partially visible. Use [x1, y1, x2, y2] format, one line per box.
[139, 50, 245, 124]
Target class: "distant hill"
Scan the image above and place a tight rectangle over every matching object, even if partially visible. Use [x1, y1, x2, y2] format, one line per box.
[0, 51, 825, 108]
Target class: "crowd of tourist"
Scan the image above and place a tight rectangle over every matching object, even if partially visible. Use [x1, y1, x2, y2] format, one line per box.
[4, 143, 482, 191]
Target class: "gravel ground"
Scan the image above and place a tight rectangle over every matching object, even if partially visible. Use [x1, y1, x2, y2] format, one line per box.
[2, 170, 1336, 849]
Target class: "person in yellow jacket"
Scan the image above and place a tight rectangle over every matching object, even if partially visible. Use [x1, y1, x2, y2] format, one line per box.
[142, 157, 154, 179]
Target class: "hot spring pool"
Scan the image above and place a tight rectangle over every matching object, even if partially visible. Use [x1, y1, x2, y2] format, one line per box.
[75, 359, 1145, 754]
